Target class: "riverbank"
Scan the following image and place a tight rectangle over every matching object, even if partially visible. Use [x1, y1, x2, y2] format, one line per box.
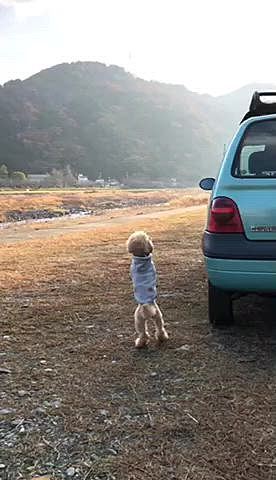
[0, 188, 208, 224]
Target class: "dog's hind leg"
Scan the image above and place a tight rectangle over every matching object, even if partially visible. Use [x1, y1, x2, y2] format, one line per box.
[134, 305, 149, 348]
[154, 303, 169, 343]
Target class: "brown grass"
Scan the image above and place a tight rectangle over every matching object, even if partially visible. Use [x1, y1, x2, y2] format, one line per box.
[0, 188, 208, 222]
[168, 193, 209, 208]
[0, 210, 202, 290]
[0, 207, 274, 480]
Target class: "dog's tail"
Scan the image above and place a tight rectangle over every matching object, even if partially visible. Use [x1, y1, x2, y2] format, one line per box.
[141, 304, 157, 317]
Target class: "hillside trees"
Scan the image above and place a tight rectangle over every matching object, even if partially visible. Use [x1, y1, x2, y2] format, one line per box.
[0, 61, 234, 184]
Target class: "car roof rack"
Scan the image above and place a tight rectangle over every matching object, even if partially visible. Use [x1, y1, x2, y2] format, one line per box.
[241, 91, 276, 123]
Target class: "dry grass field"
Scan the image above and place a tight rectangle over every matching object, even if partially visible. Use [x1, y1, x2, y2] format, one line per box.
[0, 195, 275, 480]
[0, 188, 208, 223]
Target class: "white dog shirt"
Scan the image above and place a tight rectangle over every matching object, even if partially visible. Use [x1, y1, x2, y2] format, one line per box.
[130, 254, 157, 304]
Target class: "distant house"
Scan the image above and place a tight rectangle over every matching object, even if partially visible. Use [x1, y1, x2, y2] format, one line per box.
[94, 178, 105, 187]
[170, 178, 177, 187]
[107, 178, 120, 187]
[77, 174, 90, 186]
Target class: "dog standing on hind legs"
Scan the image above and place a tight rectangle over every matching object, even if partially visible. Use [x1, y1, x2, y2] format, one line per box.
[127, 231, 169, 348]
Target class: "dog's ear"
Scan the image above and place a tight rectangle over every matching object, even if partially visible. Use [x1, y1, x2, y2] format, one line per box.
[127, 234, 137, 254]
[146, 238, 153, 254]
[126, 236, 133, 254]
[127, 241, 134, 254]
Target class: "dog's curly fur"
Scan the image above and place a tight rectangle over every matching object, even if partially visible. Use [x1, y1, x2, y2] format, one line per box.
[127, 231, 169, 348]
[127, 231, 153, 257]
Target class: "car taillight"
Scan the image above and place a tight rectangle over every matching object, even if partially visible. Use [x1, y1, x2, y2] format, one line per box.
[207, 197, 244, 233]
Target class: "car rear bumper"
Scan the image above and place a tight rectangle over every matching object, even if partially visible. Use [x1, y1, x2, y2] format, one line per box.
[203, 231, 276, 260]
[205, 257, 276, 293]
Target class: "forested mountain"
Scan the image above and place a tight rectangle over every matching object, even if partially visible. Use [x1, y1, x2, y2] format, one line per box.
[0, 62, 272, 184]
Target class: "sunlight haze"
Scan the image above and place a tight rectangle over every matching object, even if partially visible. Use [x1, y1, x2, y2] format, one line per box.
[0, 0, 275, 94]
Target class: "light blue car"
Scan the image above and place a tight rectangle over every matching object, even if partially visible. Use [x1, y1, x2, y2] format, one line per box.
[200, 91, 276, 326]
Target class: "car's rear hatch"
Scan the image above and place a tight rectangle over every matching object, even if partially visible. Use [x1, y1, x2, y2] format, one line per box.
[229, 117, 276, 240]
[226, 182, 276, 240]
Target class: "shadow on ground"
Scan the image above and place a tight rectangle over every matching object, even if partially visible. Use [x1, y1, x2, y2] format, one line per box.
[211, 294, 276, 373]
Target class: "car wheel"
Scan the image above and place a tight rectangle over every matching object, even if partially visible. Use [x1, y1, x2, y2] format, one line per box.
[208, 281, 234, 327]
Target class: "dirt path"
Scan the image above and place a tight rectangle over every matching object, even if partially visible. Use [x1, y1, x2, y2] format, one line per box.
[0, 205, 204, 244]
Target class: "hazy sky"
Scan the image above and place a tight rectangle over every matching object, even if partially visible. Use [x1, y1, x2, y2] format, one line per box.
[0, 0, 275, 95]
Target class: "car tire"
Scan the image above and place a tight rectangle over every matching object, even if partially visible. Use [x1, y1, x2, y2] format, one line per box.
[208, 281, 234, 327]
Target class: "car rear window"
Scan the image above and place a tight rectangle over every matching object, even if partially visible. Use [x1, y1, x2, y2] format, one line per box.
[233, 119, 276, 178]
